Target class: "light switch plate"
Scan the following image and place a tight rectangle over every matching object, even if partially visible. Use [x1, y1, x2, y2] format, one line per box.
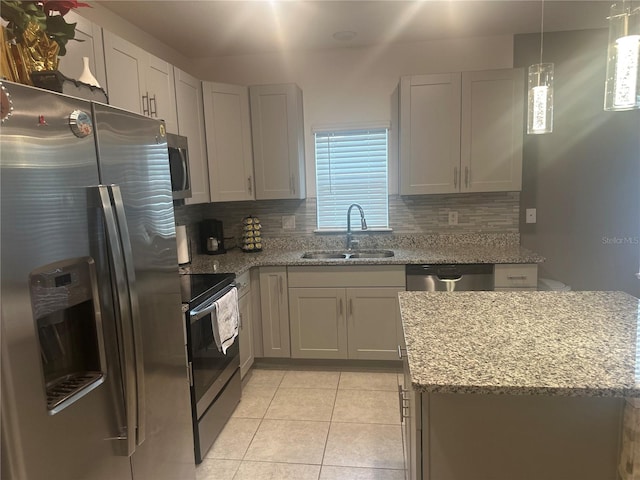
[448, 211, 458, 225]
[282, 215, 296, 230]
[526, 208, 537, 224]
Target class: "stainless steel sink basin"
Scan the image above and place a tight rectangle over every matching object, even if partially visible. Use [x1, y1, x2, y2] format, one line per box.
[301, 250, 394, 260]
[301, 252, 349, 259]
[348, 250, 395, 258]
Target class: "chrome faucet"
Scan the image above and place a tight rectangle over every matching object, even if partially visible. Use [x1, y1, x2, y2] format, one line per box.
[346, 203, 367, 250]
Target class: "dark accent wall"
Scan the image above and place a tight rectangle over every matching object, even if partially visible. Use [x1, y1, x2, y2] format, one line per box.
[515, 29, 640, 296]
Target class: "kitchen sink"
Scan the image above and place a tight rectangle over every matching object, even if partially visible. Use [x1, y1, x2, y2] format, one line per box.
[301, 252, 348, 259]
[301, 250, 394, 260]
[348, 250, 395, 258]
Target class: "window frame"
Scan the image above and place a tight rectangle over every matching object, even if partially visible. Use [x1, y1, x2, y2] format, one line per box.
[313, 124, 391, 232]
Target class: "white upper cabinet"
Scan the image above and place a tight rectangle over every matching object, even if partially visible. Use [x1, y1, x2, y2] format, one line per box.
[399, 68, 524, 195]
[461, 69, 524, 192]
[399, 73, 462, 195]
[103, 31, 178, 134]
[249, 84, 306, 200]
[174, 68, 210, 205]
[202, 82, 254, 202]
[145, 55, 178, 134]
[58, 12, 106, 88]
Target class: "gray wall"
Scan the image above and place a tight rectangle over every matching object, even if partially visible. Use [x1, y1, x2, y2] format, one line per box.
[515, 29, 640, 296]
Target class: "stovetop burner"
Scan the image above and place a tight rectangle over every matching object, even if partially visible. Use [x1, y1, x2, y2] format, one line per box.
[180, 273, 235, 308]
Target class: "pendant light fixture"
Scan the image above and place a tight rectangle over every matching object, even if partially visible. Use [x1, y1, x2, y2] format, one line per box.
[527, 0, 554, 134]
[604, 1, 640, 111]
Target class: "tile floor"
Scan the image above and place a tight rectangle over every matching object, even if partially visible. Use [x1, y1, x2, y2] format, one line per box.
[196, 368, 406, 480]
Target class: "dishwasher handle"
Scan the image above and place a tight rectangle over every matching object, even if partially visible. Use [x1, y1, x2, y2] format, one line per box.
[406, 264, 493, 277]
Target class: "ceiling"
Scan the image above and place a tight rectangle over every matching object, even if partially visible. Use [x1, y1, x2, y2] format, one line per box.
[98, 1, 612, 58]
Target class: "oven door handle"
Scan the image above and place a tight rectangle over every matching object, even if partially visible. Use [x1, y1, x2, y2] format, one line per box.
[190, 285, 236, 321]
[190, 301, 218, 321]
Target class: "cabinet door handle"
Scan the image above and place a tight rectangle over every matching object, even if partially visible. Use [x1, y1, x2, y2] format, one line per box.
[239, 312, 243, 330]
[465, 166, 470, 188]
[339, 298, 343, 316]
[397, 345, 407, 359]
[507, 275, 528, 280]
[348, 298, 353, 316]
[247, 177, 253, 195]
[398, 384, 410, 422]
[454, 167, 458, 189]
[149, 94, 157, 117]
[278, 275, 283, 295]
[397, 384, 410, 422]
[142, 92, 150, 116]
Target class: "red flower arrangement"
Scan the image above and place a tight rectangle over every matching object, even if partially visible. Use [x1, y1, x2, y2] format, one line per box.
[1, 0, 91, 55]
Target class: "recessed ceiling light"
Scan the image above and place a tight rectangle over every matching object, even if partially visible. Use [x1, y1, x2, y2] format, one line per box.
[332, 31, 358, 42]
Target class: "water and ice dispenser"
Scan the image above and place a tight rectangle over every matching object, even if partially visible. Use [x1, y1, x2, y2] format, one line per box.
[29, 257, 106, 415]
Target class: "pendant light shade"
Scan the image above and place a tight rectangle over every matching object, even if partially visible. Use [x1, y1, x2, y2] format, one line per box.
[604, 2, 640, 111]
[527, 63, 554, 134]
[527, 0, 554, 134]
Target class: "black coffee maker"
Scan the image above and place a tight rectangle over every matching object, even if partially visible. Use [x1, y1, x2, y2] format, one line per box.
[199, 219, 226, 255]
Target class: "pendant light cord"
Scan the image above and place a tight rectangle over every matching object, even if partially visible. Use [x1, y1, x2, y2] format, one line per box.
[539, 0, 545, 65]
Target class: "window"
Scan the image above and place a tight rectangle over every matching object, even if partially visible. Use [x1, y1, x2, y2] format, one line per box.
[315, 127, 389, 231]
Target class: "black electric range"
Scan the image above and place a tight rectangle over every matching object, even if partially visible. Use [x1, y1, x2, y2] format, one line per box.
[180, 273, 235, 309]
[179, 272, 241, 464]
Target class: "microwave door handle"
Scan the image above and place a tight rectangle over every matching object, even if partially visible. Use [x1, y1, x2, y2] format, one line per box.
[180, 149, 189, 191]
[93, 185, 138, 457]
[109, 185, 146, 447]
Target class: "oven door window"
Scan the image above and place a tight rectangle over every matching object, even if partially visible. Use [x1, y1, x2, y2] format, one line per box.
[189, 310, 237, 403]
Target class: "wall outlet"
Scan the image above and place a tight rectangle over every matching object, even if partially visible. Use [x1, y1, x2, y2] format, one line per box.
[526, 208, 537, 224]
[282, 215, 296, 230]
[448, 211, 458, 225]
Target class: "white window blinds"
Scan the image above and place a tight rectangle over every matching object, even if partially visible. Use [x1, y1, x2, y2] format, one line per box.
[315, 128, 389, 230]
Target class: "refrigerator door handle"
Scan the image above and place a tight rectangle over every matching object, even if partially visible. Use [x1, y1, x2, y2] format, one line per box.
[109, 185, 146, 448]
[94, 185, 138, 457]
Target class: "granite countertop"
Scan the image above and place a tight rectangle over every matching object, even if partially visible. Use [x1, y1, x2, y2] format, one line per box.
[188, 244, 544, 276]
[398, 291, 640, 397]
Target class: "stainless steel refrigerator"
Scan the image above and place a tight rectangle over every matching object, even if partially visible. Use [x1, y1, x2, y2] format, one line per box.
[0, 81, 196, 480]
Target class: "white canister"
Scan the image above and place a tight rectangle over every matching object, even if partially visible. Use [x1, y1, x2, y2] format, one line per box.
[176, 225, 191, 265]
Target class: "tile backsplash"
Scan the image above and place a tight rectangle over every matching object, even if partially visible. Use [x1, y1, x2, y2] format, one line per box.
[175, 192, 519, 253]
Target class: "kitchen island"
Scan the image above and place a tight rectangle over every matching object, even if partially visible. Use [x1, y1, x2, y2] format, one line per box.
[398, 291, 640, 480]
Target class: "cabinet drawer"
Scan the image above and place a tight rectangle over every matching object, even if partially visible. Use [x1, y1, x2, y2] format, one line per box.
[288, 265, 406, 288]
[494, 264, 537, 288]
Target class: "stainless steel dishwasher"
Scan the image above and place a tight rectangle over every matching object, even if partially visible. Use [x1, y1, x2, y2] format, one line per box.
[406, 264, 494, 291]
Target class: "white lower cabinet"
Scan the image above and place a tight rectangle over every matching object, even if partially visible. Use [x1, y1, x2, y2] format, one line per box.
[400, 352, 422, 480]
[237, 271, 254, 378]
[289, 288, 347, 359]
[288, 266, 405, 361]
[258, 267, 290, 357]
[494, 264, 538, 291]
[347, 287, 404, 360]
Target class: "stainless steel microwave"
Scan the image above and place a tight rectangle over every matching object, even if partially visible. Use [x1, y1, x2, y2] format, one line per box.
[167, 133, 192, 200]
